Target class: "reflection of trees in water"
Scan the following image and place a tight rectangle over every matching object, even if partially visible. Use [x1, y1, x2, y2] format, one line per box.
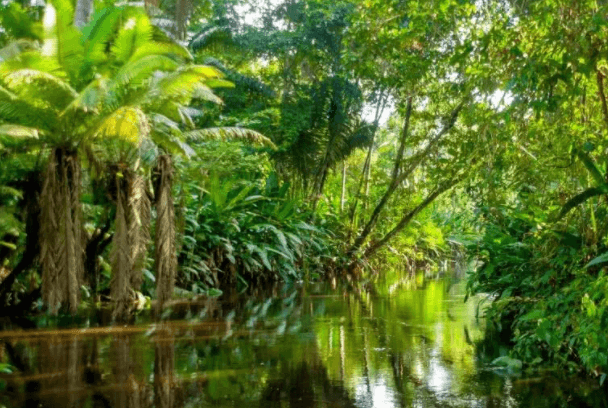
[154, 325, 175, 408]
[38, 338, 83, 408]
[111, 335, 147, 408]
[260, 358, 357, 408]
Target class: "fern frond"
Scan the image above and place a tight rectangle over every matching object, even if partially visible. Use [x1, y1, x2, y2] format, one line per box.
[184, 127, 276, 149]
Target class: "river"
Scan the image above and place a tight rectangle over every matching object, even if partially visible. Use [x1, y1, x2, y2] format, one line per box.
[0, 278, 606, 407]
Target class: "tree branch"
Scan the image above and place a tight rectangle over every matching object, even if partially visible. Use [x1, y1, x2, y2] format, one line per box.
[362, 176, 462, 259]
[348, 100, 464, 257]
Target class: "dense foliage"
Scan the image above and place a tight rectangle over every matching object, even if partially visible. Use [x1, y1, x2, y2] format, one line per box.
[2, 0, 608, 384]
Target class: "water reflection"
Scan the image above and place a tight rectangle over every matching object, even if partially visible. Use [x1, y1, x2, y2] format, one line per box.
[0, 279, 607, 407]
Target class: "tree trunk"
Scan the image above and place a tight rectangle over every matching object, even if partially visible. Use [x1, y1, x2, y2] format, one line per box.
[111, 169, 151, 319]
[340, 161, 347, 213]
[348, 97, 413, 257]
[74, 0, 93, 28]
[40, 148, 84, 314]
[362, 179, 460, 260]
[111, 175, 131, 319]
[154, 155, 176, 311]
[348, 100, 464, 259]
[348, 92, 387, 227]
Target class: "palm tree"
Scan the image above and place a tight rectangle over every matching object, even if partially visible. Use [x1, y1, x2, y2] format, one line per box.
[0, 1, 185, 313]
[0, 1, 274, 314]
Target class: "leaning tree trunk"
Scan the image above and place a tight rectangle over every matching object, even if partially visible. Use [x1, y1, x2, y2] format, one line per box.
[40, 147, 84, 314]
[154, 155, 176, 311]
[110, 168, 151, 319]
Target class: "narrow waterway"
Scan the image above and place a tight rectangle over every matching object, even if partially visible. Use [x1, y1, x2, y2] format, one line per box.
[0, 278, 605, 407]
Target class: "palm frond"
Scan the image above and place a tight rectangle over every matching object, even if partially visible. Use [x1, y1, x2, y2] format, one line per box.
[111, 54, 180, 87]
[43, 0, 84, 79]
[145, 72, 224, 107]
[175, 65, 224, 79]
[81, 6, 125, 51]
[0, 51, 64, 77]
[0, 124, 40, 139]
[129, 41, 192, 63]
[189, 25, 234, 52]
[93, 106, 150, 145]
[112, 13, 153, 63]
[0, 85, 57, 129]
[184, 127, 276, 149]
[3, 69, 78, 110]
[0, 40, 38, 63]
[150, 129, 195, 158]
[61, 76, 109, 114]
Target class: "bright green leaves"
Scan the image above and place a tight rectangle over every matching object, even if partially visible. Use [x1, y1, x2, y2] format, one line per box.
[3, 69, 77, 110]
[42, 0, 84, 81]
[0, 2, 43, 42]
[93, 106, 149, 145]
[111, 13, 153, 64]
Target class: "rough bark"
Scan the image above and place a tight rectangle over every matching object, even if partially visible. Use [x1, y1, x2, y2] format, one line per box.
[40, 148, 84, 314]
[128, 173, 151, 290]
[154, 155, 176, 311]
[111, 176, 131, 318]
[111, 170, 151, 319]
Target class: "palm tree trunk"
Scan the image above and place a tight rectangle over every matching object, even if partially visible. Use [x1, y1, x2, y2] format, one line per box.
[154, 155, 176, 311]
[111, 175, 130, 318]
[111, 168, 151, 319]
[128, 173, 151, 291]
[40, 147, 83, 314]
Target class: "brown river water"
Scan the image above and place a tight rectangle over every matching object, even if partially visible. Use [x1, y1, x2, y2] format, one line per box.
[0, 278, 606, 407]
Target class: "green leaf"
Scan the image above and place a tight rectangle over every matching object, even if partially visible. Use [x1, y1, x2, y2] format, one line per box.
[586, 252, 608, 268]
[207, 288, 223, 297]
